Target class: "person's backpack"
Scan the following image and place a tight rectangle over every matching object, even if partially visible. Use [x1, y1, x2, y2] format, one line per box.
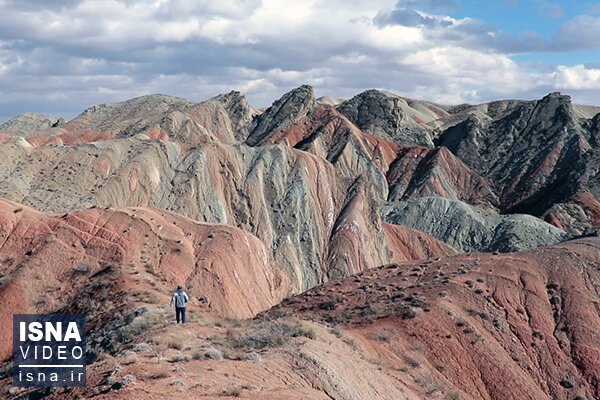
[174, 290, 188, 308]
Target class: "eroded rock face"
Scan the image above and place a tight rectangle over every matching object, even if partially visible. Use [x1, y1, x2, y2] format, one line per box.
[324, 176, 389, 280]
[383, 222, 458, 262]
[0, 87, 586, 283]
[271, 237, 600, 400]
[268, 105, 398, 200]
[65, 94, 195, 142]
[337, 89, 444, 146]
[3, 93, 260, 147]
[0, 138, 347, 291]
[436, 92, 600, 233]
[211, 90, 260, 141]
[0, 198, 291, 360]
[1, 87, 473, 294]
[246, 85, 315, 146]
[386, 146, 498, 209]
[382, 197, 569, 253]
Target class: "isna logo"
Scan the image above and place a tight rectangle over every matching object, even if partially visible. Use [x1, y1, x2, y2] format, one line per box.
[13, 314, 86, 387]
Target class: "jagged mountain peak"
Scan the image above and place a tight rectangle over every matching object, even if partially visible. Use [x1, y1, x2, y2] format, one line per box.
[245, 85, 316, 146]
[203, 90, 260, 141]
[337, 88, 447, 147]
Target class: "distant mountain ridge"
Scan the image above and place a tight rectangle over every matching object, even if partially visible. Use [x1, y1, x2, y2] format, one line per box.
[2, 87, 596, 264]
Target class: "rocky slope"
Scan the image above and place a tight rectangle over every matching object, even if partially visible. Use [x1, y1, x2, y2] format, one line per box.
[0, 113, 66, 136]
[0, 190, 454, 351]
[7, 236, 597, 400]
[0, 198, 292, 358]
[0, 87, 472, 297]
[0, 199, 452, 400]
[3, 87, 596, 287]
[246, 85, 315, 146]
[382, 197, 570, 253]
[269, 237, 600, 400]
[436, 92, 600, 234]
[386, 146, 498, 209]
[0, 87, 585, 257]
[0, 136, 379, 291]
[265, 104, 398, 200]
[337, 89, 447, 147]
[383, 222, 458, 263]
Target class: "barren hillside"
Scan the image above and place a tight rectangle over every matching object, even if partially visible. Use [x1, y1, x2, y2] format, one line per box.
[1, 86, 599, 399]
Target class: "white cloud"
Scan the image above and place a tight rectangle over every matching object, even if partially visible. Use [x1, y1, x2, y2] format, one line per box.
[554, 15, 600, 50]
[552, 65, 600, 90]
[0, 0, 599, 123]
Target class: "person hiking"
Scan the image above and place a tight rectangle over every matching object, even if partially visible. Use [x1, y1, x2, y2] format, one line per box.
[170, 285, 189, 324]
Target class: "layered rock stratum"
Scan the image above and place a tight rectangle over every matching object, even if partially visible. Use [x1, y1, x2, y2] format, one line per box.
[0, 86, 599, 399]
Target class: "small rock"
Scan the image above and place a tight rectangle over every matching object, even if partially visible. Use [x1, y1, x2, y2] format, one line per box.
[246, 352, 261, 362]
[560, 379, 575, 389]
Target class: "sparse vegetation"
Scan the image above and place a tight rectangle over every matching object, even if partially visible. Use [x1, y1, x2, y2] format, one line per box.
[170, 353, 192, 362]
[414, 375, 444, 395]
[170, 380, 186, 389]
[341, 336, 358, 349]
[148, 371, 169, 379]
[204, 348, 224, 360]
[374, 328, 393, 342]
[466, 308, 479, 316]
[226, 319, 316, 350]
[445, 392, 461, 400]
[329, 326, 343, 337]
[86, 349, 102, 364]
[122, 355, 138, 365]
[402, 306, 423, 319]
[133, 342, 152, 352]
[404, 356, 420, 368]
[221, 387, 242, 397]
[154, 349, 165, 364]
[118, 318, 150, 342]
[133, 290, 159, 304]
[168, 341, 183, 350]
[117, 307, 166, 343]
[360, 302, 377, 317]
[120, 374, 136, 386]
[559, 378, 574, 389]
[73, 264, 90, 274]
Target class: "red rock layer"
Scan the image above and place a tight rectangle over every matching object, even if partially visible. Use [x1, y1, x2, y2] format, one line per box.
[387, 146, 498, 208]
[272, 238, 600, 400]
[383, 222, 457, 262]
[0, 198, 290, 361]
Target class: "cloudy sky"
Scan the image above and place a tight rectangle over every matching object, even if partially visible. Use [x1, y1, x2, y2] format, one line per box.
[0, 0, 599, 122]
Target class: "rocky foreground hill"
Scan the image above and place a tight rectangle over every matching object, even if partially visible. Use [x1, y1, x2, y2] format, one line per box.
[0, 86, 599, 399]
